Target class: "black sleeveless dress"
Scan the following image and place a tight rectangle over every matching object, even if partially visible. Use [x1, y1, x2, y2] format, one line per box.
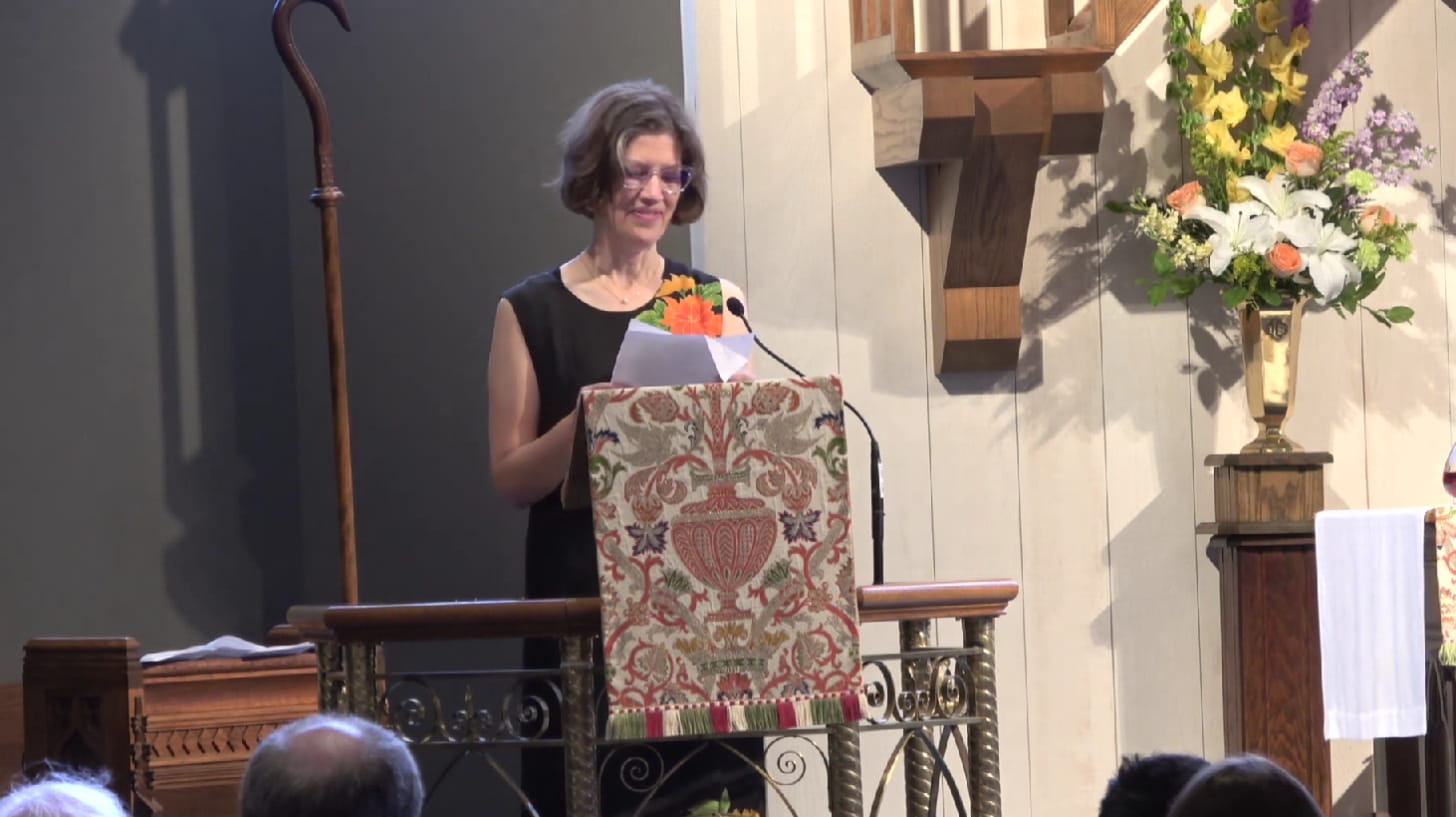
[503, 259, 764, 817]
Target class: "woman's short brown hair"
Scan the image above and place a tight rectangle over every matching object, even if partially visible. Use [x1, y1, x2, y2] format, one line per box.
[554, 79, 706, 225]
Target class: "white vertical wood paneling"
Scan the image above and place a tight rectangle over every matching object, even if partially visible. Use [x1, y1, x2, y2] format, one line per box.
[925, 364, 1034, 812]
[684, 2, 1456, 816]
[1179, 5, 1250, 764]
[1016, 154, 1118, 817]
[961, 0, 995, 49]
[917, 0, 948, 50]
[1097, 2, 1207, 758]
[1441, 0, 1456, 442]
[1182, 0, 1255, 772]
[1292, 1, 1373, 808]
[915, 0, 996, 49]
[1335, 2, 1451, 811]
[1352, 0, 1450, 509]
[824, 0, 940, 812]
[994, 0, 1045, 49]
[821, 1, 937, 589]
[683, 0, 747, 290]
[684, 4, 837, 814]
[734, 0, 840, 377]
[1291, 4, 1368, 512]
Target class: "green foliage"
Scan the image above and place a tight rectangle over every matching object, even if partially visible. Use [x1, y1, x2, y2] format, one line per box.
[762, 559, 792, 588]
[813, 436, 848, 481]
[587, 456, 627, 497]
[662, 568, 693, 595]
[688, 790, 733, 817]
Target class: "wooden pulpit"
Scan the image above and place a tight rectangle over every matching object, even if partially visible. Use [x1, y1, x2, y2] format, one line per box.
[1200, 452, 1334, 814]
[22, 638, 318, 817]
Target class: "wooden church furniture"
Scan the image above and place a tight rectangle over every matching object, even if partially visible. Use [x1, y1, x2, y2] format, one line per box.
[21, 638, 317, 817]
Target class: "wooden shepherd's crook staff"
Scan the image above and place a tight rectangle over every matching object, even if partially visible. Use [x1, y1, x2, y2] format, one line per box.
[272, 0, 360, 604]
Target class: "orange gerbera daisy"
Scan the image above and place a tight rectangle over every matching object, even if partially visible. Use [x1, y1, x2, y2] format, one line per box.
[660, 294, 722, 335]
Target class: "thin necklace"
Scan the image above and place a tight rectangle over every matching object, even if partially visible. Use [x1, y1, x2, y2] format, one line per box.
[586, 256, 661, 305]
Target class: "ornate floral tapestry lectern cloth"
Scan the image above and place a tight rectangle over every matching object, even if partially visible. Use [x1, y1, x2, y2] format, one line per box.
[582, 377, 865, 739]
[1434, 505, 1456, 665]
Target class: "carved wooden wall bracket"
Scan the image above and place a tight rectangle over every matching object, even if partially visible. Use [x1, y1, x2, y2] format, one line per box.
[849, 0, 1158, 371]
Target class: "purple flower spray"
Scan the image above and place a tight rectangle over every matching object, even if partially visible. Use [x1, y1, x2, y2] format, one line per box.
[1291, 0, 1312, 31]
[1301, 50, 1372, 142]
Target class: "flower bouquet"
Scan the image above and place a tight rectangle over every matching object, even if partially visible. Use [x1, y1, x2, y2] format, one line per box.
[1108, 0, 1431, 325]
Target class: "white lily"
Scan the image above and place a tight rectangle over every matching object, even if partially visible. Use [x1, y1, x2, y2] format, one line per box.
[1237, 174, 1331, 244]
[1186, 202, 1277, 275]
[1298, 222, 1361, 301]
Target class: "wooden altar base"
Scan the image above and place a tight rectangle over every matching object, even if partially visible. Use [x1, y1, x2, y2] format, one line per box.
[22, 638, 318, 817]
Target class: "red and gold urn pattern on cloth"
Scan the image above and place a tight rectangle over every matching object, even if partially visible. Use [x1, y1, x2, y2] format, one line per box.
[582, 377, 864, 738]
[1434, 506, 1456, 666]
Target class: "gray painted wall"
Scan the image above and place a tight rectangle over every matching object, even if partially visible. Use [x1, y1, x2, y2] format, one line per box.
[282, 0, 689, 616]
[1, 0, 305, 673]
[2, 4, 685, 800]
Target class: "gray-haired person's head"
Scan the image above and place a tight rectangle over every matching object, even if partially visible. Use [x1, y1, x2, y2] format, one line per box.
[240, 714, 423, 817]
[0, 770, 128, 817]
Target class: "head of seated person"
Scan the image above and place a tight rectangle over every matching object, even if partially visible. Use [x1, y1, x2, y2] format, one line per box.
[0, 769, 129, 817]
[240, 713, 424, 817]
[1166, 754, 1322, 817]
[1098, 752, 1210, 817]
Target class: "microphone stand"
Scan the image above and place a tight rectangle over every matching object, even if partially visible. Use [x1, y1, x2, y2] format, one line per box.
[726, 302, 887, 585]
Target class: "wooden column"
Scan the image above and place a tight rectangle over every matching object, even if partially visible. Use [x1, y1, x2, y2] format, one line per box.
[22, 638, 145, 811]
[1199, 452, 1334, 815]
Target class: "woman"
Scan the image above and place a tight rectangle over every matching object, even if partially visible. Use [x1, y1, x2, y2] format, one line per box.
[487, 80, 761, 817]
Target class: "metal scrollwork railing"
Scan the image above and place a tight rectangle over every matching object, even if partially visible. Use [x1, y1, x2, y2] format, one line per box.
[382, 672, 561, 745]
[860, 647, 982, 728]
[286, 579, 1018, 817]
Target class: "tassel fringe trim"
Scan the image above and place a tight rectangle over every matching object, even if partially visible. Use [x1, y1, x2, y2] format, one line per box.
[606, 691, 867, 740]
[1439, 642, 1456, 667]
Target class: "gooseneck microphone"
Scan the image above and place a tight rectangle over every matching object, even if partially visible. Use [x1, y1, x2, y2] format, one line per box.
[726, 297, 887, 585]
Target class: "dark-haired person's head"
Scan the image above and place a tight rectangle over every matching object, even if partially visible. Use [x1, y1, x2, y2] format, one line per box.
[240, 714, 423, 817]
[1166, 754, 1322, 817]
[1098, 753, 1210, 817]
[0, 769, 128, 817]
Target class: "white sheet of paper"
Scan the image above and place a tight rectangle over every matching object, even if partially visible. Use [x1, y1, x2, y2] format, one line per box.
[612, 321, 754, 387]
[140, 635, 316, 665]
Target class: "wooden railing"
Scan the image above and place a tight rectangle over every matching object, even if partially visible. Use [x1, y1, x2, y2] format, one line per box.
[289, 580, 1019, 639]
[288, 579, 1019, 817]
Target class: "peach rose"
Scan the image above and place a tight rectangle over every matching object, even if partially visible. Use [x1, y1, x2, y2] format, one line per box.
[1166, 181, 1206, 215]
[1359, 204, 1396, 234]
[1267, 242, 1305, 277]
[1284, 141, 1324, 177]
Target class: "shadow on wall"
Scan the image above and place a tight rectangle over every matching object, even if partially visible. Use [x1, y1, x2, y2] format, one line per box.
[1007, 55, 1224, 445]
[119, 0, 304, 638]
[836, 0, 1417, 419]
[918, 0, 992, 50]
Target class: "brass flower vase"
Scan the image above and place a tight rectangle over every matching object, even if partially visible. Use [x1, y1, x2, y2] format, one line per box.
[1239, 298, 1306, 454]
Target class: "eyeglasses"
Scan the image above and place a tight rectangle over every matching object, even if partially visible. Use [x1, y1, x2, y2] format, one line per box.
[621, 164, 693, 196]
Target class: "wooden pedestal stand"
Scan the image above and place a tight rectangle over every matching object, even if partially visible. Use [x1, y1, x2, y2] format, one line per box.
[1199, 452, 1335, 815]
